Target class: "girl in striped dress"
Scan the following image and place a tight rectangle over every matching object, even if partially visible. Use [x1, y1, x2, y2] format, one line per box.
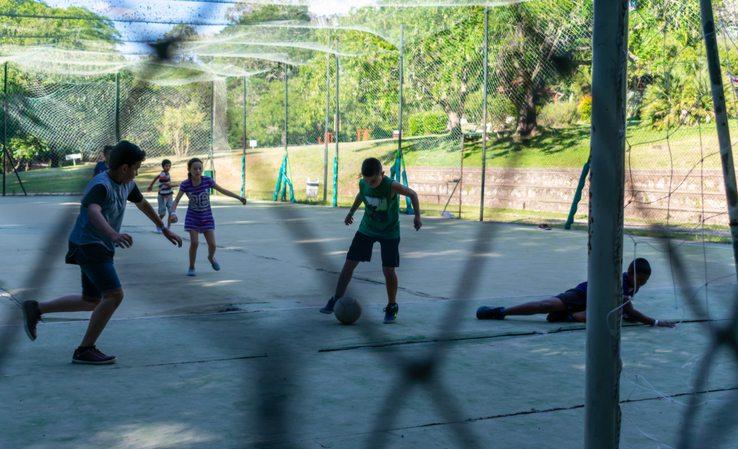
[171, 158, 247, 276]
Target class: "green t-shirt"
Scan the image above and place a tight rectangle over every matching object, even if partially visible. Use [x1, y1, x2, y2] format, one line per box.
[357, 176, 400, 239]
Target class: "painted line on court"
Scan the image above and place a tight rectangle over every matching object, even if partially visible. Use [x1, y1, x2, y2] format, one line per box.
[387, 385, 738, 431]
[317, 319, 729, 352]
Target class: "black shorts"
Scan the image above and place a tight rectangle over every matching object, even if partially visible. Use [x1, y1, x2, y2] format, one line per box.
[346, 232, 400, 268]
[547, 289, 587, 323]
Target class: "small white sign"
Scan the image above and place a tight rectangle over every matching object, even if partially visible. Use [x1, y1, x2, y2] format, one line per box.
[65, 153, 82, 165]
[249, 139, 258, 149]
[306, 178, 320, 199]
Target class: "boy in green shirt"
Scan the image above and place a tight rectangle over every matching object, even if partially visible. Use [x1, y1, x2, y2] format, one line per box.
[320, 157, 421, 323]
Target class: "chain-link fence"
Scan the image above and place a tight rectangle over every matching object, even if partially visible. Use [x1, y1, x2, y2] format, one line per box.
[0, 1, 736, 234]
[1, 3, 738, 449]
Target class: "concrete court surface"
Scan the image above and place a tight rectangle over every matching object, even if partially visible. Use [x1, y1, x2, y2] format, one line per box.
[1, 195, 737, 449]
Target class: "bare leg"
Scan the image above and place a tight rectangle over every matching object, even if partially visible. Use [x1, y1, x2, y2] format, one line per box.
[38, 295, 98, 314]
[80, 289, 124, 347]
[188, 231, 199, 270]
[504, 297, 567, 316]
[334, 259, 360, 300]
[382, 267, 398, 305]
[203, 230, 217, 263]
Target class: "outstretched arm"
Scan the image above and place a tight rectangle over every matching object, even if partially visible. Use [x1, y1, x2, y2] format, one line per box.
[88, 204, 132, 248]
[147, 174, 159, 192]
[345, 192, 363, 225]
[134, 199, 182, 247]
[213, 183, 247, 205]
[623, 301, 675, 327]
[391, 182, 422, 230]
[171, 190, 185, 213]
[134, 199, 165, 229]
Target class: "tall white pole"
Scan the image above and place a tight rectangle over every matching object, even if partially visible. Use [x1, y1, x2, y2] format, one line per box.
[585, 0, 629, 448]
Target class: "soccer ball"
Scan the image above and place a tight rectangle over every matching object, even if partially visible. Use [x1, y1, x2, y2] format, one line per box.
[334, 297, 362, 325]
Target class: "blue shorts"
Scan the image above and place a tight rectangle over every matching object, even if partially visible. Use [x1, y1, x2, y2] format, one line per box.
[80, 262, 121, 300]
[65, 242, 121, 300]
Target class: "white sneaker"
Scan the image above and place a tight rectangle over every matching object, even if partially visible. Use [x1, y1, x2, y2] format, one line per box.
[187, 268, 196, 276]
[155, 227, 162, 234]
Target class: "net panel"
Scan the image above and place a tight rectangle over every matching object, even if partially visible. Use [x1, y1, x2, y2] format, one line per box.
[0, 0, 734, 236]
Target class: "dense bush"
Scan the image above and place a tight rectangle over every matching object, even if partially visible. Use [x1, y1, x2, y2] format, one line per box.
[577, 95, 592, 122]
[407, 111, 448, 136]
[539, 101, 579, 128]
[640, 74, 713, 129]
[9, 134, 53, 170]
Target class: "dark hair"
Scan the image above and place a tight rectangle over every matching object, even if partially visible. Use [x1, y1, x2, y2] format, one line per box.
[162, 159, 172, 168]
[102, 145, 113, 156]
[108, 141, 145, 170]
[187, 157, 203, 180]
[628, 258, 651, 277]
[361, 157, 382, 177]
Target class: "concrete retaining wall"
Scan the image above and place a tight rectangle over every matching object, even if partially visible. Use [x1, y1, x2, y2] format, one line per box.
[210, 152, 728, 226]
[407, 167, 728, 225]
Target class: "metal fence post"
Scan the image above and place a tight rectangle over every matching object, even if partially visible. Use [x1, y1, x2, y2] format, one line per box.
[241, 76, 247, 198]
[1, 62, 26, 196]
[397, 25, 404, 168]
[565, 157, 591, 229]
[332, 42, 340, 207]
[480, 7, 489, 222]
[700, 0, 738, 281]
[209, 81, 215, 172]
[284, 64, 288, 155]
[324, 51, 330, 204]
[459, 133, 465, 219]
[2, 61, 6, 196]
[585, 1, 629, 448]
[115, 71, 120, 142]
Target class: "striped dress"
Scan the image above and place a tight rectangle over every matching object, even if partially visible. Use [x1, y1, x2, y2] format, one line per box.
[179, 176, 216, 232]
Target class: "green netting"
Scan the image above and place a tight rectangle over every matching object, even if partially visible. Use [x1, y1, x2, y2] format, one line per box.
[0, 0, 735, 234]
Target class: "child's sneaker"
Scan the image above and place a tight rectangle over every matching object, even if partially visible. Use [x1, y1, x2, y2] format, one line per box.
[209, 258, 221, 271]
[155, 227, 162, 234]
[320, 297, 337, 314]
[476, 306, 505, 320]
[22, 300, 41, 341]
[187, 268, 196, 277]
[383, 303, 399, 324]
[72, 346, 116, 365]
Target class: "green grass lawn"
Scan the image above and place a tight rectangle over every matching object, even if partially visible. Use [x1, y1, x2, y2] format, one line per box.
[403, 121, 727, 169]
[2, 120, 728, 197]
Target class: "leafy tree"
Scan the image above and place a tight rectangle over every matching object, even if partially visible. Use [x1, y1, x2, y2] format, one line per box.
[629, 0, 714, 127]
[403, 8, 484, 134]
[0, 0, 118, 48]
[159, 102, 207, 156]
[0, 0, 118, 171]
[8, 134, 50, 171]
[488, 1, 592, 136]
[227, 4, 310, 25]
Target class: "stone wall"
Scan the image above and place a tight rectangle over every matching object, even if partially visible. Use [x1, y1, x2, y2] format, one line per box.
[407, 167, 728, 225]
[210, 152, 728, 226]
